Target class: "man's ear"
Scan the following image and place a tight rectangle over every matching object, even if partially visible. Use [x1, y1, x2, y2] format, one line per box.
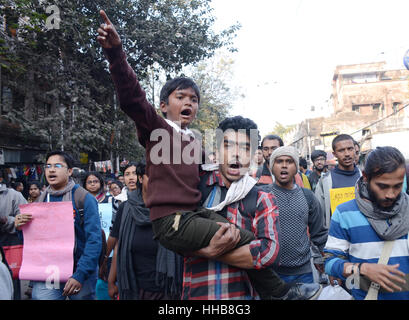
[362, 171, 368, 183]
[68, 168, 73, 177]
[160, 101, 168, 117]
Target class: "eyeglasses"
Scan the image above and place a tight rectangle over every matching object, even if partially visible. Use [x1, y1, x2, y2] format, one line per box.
[314, 157, 326, 162]
[86, 180, 100, 185]
[44, 163, 67, 170]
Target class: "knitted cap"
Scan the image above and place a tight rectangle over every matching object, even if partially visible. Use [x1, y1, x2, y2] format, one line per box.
[269, 146, 300, 172]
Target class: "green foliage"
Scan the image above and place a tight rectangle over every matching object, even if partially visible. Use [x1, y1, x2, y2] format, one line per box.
[269, 122, 295, 139]
[0, 0, 239, 165]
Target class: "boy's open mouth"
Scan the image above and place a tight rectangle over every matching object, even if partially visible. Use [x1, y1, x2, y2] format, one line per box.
[181, 108, 192, 117]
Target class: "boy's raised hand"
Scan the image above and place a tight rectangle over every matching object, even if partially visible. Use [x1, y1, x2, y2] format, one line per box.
[97, 10, 122, 49]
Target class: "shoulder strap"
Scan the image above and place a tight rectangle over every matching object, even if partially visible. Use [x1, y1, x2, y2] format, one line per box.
[301, 187, 314, 214]
[364, 241, 395, 300]
[73, 186, 88, 225]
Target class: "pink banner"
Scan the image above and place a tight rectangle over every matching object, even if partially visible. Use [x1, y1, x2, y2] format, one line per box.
[18, 202, 75, 282]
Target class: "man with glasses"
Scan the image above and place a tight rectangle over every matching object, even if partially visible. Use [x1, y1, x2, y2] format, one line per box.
[308, 150, 328, 193]
[257, 135, 283, 185]
[17, 151, 102, 300]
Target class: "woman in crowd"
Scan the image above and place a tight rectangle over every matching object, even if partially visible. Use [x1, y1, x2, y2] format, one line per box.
[109, 180, 123, 198]
[83, 171, 115, 300]
[108, 161, 183, 300]
[27, 181, 42, 203]
[83, 171, 112, 204]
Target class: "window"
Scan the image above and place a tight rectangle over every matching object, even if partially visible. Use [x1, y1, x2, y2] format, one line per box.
[1, 86, 12, 114]
[393, 102, 401, 114]
[36, 101, 52, 120]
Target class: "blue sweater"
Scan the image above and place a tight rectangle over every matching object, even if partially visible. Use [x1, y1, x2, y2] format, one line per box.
[47, 185, 101, 284]
[324, 199, 409, 300]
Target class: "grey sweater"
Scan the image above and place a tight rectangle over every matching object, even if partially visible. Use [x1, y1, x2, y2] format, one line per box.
[0, 257, 13, 299]
[0, 184, 27, 242]
[265, 184, 327, 275]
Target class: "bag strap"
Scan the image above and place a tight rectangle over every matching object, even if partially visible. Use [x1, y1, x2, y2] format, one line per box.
[364, 240, 395, 300]
[301, 187, 314, 216]
[73, 186, 88, 225]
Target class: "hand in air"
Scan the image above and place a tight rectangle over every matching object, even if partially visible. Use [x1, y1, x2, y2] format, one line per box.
[97, 10, 122, 49]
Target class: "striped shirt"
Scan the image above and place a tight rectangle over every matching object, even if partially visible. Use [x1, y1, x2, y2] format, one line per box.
[182, 170, 280, 300]
[324, 199, 409, 300]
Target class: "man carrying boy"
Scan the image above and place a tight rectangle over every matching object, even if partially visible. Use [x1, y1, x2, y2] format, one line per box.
[97, 11, 321, 299]
[183, 117, 321, 299]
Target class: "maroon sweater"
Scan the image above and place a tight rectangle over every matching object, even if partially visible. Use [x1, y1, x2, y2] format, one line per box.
[105, 46, 201, 221]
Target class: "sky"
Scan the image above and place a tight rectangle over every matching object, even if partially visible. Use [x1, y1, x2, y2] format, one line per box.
[210, 0, 409, 137]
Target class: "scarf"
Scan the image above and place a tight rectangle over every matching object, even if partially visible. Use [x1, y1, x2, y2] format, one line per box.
[208, 173, 257, 212]
[37, 179, 76, 203]
[355, 176, 409, 240]
[117, 190, 183, 300]
[95, 191, 106, 203]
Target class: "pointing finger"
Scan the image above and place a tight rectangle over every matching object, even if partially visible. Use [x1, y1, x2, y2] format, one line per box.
[99, 10, 112, 26]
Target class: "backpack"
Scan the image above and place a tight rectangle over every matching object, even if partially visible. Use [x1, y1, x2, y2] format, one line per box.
[300, 187, 315, 217]
[73, 187, 107, 268]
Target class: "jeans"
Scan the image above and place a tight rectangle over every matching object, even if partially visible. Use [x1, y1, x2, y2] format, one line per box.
[277, 272, 314, 284]
[32, 272, 97, 300]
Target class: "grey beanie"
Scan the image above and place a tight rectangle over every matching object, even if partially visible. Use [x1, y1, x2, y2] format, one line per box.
[269, 146, 300, 172]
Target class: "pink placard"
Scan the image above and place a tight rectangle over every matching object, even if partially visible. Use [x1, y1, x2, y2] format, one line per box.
[18, 202, 75, 282]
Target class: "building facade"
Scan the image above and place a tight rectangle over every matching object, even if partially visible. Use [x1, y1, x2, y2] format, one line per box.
[284, 61, 409, 161]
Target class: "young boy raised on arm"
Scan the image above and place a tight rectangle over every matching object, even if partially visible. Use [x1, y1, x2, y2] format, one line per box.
[97, 10, 321, 300]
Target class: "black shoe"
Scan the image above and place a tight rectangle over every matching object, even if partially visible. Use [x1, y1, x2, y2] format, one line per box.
[272, 283, 322, 300]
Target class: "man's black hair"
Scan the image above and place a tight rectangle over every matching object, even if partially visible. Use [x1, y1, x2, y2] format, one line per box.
[159, 77, 200, 118]
[121, 161, 140, 175]
[83, 171, 105, 194]
[299, 157, 308, 170]
[364, 146, 406, 181]
[45, 150, 75, 169]
[331, 134, 354, 151]
[261, 134, 284, 148]
[216, 116, 260, 151]
[311, 150, 327, 162]
[135, 160, 147, 177]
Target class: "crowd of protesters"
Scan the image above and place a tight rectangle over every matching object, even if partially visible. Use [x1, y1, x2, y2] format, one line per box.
[1, 9, 409, 301]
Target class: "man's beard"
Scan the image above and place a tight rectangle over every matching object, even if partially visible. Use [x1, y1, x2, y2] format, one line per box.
[314, 165, 324, 173]
[367, 184, 400, 212]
